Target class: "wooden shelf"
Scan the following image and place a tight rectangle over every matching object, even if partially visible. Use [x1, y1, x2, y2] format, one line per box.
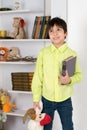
[8, 90, 32, 94]
[0, 61, 36, 65]
[0, 39, 50, 42]
[0, 9, 44, 14]
[0, 9, 30, 14]
[7, 109, 26, 117]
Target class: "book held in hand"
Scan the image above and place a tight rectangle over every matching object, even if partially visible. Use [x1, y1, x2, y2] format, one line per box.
[62, 56, 76, 76]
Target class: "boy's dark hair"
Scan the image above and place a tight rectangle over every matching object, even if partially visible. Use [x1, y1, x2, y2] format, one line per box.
[47, 17, 67, 33]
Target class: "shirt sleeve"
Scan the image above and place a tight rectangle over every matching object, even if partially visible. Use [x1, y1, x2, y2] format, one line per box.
[31, 50, 43, 102]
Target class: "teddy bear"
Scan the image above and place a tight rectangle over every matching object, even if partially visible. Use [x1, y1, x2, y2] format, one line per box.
[0, 47, 8, 61]
[7, 47, 21, 61]
[23, 101, 52, 130]
[9, 17, 26, 39]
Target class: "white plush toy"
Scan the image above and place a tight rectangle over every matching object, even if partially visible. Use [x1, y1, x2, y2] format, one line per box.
[23, 101, 52, 130]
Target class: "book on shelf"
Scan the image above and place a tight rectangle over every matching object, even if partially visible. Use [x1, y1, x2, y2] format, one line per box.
[32, 16, 51, 39]
[11, 72, 34, 91]
[34, 16, 42, 39]
[32, 16, 38, 39]
[42, 16, 51, 39]
[38, 16, 44, 38]
[38, 16, 46, 39]
[62, 56, 76, 76]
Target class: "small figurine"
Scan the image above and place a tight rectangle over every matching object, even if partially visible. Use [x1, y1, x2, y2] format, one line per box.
[9, 17, 26, 39]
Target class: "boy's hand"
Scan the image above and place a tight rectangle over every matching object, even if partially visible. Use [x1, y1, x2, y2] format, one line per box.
[59, 70, 71, 85]
[33, 102, 41, 110]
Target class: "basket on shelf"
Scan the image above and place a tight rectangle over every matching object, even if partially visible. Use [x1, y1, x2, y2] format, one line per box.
[11, 72, 34, 91]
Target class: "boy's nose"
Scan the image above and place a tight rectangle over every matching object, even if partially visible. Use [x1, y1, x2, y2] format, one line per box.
[53, 31, 58, 36]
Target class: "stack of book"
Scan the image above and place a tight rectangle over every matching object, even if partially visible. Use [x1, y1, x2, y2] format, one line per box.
[32, 16, 51, 39]
[11, 72, 34, 91]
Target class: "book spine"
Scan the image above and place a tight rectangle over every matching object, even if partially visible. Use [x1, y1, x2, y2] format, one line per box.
[42, 16, 50, 39]
[42, 17, 47, 39]
[45, 16, 51, 39]
[41, 16, 51, 39]
[39, 16, 46, 39]
[34, 16, 42, 39]
[37, 16, 43, 39]
[32, 16, 38, 39]
[11, 73, 29, 76]
[62, 61, 66, 76]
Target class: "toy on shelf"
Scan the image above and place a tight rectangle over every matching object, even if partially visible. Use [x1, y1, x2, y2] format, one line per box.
[7, 47, 21, 61]
[9, 17, 26, 39]
[0, 89, 8, 110]
[2, 96, 16, 113]
[0, 47, 8, 61]
[23, 101, 52, 130]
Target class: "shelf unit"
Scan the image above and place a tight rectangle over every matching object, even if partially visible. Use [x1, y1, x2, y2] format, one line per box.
[0, 0, 67, 130]
[0, 1, 50, 130]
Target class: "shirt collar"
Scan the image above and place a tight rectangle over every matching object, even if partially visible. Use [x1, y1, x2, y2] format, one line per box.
[50, 42, 68, 53]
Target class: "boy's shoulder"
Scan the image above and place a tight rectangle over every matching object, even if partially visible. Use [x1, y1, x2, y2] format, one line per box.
[40, 45, 51, 53]
[66, 45, 77, 56]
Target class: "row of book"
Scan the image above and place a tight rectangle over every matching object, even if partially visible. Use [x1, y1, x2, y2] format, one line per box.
[32, 16, 51, 39]
[11, 72, 34, 91]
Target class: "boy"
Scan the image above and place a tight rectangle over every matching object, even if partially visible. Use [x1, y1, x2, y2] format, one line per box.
[32, 17, 82, 130]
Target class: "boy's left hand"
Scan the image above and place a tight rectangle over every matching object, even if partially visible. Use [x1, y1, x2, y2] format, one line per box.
[59, 70, 71, 85]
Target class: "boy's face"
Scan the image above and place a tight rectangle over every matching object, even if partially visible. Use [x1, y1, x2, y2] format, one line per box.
[48, 25, 67, 48]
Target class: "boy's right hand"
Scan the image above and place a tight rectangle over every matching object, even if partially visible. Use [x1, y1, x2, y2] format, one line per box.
[33, 102, 41, 110]
[59, 70, 71, 85]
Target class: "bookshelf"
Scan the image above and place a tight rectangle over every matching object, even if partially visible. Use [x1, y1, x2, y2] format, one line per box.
[0, 0, 67, 130]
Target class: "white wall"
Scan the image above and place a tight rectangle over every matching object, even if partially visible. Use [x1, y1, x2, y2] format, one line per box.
[52, 0, 87, 130]
[68, 0, 87, 130]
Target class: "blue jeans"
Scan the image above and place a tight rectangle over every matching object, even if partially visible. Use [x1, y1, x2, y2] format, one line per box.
[42, 96, 74, 130]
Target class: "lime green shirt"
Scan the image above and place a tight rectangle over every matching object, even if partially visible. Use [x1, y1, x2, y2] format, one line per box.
[32, 43, 82, 102]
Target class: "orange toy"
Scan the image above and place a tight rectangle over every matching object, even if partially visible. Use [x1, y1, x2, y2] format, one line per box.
[0, 47, 8, 61]
[2, 96, 16, 112]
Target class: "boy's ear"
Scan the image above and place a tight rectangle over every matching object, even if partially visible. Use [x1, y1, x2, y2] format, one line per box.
[64, 32, 68, 39]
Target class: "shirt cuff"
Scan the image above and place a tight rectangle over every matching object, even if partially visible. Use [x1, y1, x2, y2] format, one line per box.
[33, 94, 41, 102]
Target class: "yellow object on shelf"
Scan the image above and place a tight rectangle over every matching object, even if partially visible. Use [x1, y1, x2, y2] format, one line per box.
[0, 30, 7, 37]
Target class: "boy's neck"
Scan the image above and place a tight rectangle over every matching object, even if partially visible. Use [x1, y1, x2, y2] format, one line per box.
[53, 41, 65, 48]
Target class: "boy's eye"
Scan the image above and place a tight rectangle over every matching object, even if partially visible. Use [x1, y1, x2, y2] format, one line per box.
[49, 29, 53, 33]
[57, 28, 60, 31]
[57, 28, 62, 31]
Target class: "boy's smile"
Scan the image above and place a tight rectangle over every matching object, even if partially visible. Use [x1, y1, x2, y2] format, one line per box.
[48, 25, 67, 48]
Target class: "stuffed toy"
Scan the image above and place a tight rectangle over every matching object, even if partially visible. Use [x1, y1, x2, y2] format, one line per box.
[2, 95, 16, 113]
[23, 101, 52, 130]
[9, 17, 26, 39]
[0, 47, 8, 61]
[0, 89, 16, 113]
[7, 47, 21, 61]
[0, 89, 8, 109]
